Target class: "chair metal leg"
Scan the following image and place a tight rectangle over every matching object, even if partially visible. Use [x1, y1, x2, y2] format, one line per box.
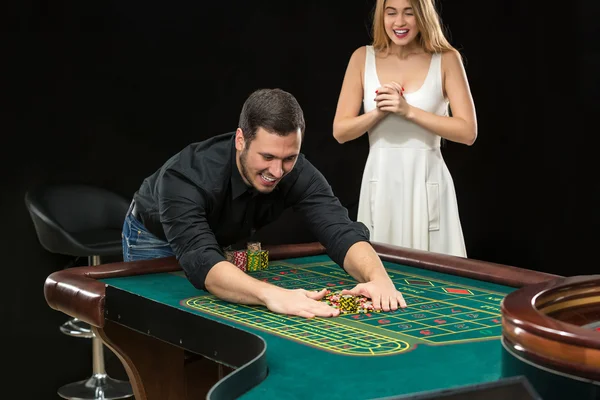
[89, 255, 100, 266]
[57, 336, 133, 399]
[60, 318, 94, 338]
[57, 255, 133, 399]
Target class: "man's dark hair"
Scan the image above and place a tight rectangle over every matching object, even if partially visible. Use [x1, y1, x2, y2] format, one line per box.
[238, 88, 306, 144]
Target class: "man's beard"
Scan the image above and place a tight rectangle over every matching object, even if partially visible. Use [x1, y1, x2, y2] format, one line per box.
[239, 149, 278, 194]
[240, 149, 262, 193]
[239, 149, 253, 186]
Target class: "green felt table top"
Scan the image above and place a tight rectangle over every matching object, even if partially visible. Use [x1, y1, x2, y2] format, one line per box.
[101, 255, 516, 399]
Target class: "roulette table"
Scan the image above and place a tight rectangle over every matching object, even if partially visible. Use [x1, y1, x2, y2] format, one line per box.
[44, 242, 599, 399]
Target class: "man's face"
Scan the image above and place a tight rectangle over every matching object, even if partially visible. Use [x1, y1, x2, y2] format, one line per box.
[236, 127, 302, 194]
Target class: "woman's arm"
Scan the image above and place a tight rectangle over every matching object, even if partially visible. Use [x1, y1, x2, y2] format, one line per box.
[333, 46, 387, 144]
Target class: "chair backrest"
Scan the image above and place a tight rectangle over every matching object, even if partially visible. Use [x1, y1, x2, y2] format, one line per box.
[25, 184, 130, 255]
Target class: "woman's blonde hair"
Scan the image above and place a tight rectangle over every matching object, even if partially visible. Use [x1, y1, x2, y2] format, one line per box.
[372, 0, 455, 55]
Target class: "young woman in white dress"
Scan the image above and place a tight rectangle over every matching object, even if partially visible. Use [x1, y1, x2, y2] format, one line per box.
[333, 0, 477, 257]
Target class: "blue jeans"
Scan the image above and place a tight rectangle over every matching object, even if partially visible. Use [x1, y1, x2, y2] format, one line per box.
[122, 202, 175, 262]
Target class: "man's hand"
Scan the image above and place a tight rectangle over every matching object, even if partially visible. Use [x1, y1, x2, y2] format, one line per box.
[341, 279, 407, 312]
[263, 287, 341, 319]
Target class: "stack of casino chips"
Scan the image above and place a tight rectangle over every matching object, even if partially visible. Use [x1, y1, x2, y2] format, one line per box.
[246, 242, 269, 272]
[322, 290, 381, 314]
[223, 242, 268, 272]
[224, 247, 248, 271]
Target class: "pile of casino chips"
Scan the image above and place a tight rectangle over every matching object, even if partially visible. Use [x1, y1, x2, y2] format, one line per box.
[322, 289, 381, 314]
[224, 242, 269, 272]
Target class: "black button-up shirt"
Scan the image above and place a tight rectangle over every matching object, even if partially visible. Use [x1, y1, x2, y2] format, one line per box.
[133, 132, 370, 290]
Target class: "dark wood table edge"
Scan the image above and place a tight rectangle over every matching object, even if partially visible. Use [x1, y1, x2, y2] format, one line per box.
[369, 242, 560, 288]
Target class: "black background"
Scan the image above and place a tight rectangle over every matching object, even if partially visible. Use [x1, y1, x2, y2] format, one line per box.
[4, 0, 599, 397]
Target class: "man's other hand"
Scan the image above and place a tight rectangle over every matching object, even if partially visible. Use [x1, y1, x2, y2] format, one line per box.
[263, 287, 340, 318]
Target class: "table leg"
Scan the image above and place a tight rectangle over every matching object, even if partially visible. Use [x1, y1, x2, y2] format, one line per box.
[94, 320, 223, 400]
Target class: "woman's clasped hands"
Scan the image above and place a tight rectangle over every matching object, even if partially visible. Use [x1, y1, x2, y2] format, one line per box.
[375, 81, 411, 118]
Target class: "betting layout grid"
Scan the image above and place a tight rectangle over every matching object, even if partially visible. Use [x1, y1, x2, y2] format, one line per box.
[183, 257, 506, 355]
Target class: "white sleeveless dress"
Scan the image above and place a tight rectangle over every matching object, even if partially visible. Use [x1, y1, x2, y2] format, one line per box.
[357, 46, 467, 257]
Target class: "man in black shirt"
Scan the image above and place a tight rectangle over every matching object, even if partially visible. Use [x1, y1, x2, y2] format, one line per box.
[123, 88, 406, 318]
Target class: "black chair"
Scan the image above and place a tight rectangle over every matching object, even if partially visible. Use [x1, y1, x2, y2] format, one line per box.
[25, 183, 133, 400]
